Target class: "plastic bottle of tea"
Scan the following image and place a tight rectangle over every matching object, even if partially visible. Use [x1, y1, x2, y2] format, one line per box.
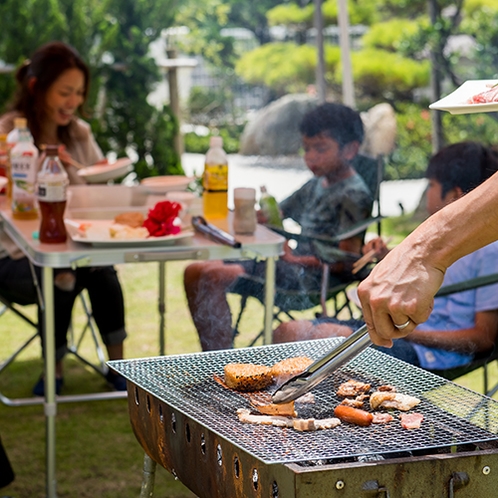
[203, 136, 228, 219]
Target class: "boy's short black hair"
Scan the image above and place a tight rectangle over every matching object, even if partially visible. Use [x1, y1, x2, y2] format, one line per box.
[299, 102, 364, 147]
[425, 141, 498, 197]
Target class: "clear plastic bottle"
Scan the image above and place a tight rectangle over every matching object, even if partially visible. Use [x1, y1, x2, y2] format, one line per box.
[6, 117, 32, 204]
[10, 120, 39, 219]
[259, 186, 283, 228]
[202, 136, 228, 219]
[37, 145, 69, 243]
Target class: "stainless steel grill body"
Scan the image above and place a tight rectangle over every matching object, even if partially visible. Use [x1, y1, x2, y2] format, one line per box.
[110, 339, 498, 497]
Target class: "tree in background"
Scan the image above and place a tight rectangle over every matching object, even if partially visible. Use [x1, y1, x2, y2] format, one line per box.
[231, 0, 498, 180]
[0, 0, 182, 180]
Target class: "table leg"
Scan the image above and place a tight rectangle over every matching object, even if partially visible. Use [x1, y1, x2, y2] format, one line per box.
[158, 262, 166, 356]
[43, 266, 57, 497]
[263, 257, 276, 345]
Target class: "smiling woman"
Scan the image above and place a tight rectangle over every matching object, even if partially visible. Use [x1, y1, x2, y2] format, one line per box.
[0, 41, 129, 396]
[0, 41, 104, 185]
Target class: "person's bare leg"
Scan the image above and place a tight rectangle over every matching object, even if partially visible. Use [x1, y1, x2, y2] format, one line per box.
[106, 343, 123, 360]
[184, 261, 245, 351]
[273, 320, 353, 343]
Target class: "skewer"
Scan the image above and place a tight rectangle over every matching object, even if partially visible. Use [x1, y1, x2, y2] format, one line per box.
[352, 236, 393, 275]
[65, 157, 87, 170]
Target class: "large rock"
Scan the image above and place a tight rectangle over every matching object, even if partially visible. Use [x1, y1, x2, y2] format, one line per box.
[239, 94, 397, 158]
[239, 94, 318, 156]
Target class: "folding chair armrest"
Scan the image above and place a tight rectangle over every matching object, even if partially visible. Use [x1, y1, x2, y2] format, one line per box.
[265, 216, 383, 246]
[436, 272, 498, 297]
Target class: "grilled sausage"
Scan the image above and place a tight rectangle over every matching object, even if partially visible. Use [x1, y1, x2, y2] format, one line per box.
[334, 405, 373, 427]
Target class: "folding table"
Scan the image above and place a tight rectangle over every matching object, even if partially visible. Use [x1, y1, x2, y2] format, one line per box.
[0, 189, 284, 497]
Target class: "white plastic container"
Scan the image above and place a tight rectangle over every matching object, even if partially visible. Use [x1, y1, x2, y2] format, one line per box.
[10, 122, 39, 219]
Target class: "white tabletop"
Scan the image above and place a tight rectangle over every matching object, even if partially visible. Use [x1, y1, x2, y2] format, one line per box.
[0, 189, 284, 268]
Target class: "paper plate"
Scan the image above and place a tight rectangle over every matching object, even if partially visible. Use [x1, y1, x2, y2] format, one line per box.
[429, 79, 498, 115]
[141, 175, 193, 194]
[65, 218, 194, 247]
[77, 157, 134, 183]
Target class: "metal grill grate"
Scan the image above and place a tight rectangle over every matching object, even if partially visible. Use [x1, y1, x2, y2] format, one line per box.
[110, 338, 498, 465]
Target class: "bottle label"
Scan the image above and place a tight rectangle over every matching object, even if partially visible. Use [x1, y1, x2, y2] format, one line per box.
[203, 164, 228, 192]
[11, 153, 38, 214]
[37, 176, 68, 202]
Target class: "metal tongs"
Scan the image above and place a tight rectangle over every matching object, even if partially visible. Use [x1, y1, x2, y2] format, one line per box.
[272, 324, 372, 404]
[192, 216, 241, 248]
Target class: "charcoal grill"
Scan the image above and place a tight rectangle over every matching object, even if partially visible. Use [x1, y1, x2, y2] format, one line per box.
[109, 338, 498, 497]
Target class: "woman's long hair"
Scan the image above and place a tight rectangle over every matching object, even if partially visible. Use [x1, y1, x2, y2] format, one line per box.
[9, 41, 90, 148]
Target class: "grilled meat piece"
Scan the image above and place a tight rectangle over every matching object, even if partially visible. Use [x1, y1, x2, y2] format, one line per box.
[372, 412, 394, 424]
[370, 391, 396, 410]
[341, 398, 365, 409]
[292, 417, 341, 431]
[224, 363, 273, 392]
[337, 379, 371, 397]
[400, 412, 424, 429]
[251, 400, 297, 417]
[236, 408, 292, 427]
[370, 391, 421, 411]
[270, 356, 313, 385]
[236, 409, 341, 431]
[292, 418, 316, 431]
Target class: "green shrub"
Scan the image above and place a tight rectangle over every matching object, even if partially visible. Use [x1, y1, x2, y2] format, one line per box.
[348, 49, 430, 100]
[267, 3, 313, 27]
[236, 43, 316, 94]
[361, 19, 426, 52]
[386, 103, 433, 180]
[184, 123, 243, 155]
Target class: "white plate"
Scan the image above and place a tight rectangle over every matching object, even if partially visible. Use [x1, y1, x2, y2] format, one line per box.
[141, 175, 193, 194]
[429, 79, 498, 115]
[65, 218, 194, 247]
[77, 157, 134, 183]
[0, 176, 7, 190]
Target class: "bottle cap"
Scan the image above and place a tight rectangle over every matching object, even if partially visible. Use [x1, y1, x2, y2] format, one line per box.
[209, 136, 223, 148]
[41, 144, 59, 155]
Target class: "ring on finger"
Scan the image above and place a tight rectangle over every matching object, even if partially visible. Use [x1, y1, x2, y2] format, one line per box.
[393, 319, 411, 331]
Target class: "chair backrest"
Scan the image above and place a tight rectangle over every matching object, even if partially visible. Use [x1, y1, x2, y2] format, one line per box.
[352, 154, 384, 236]
[352, 155, 383, 201]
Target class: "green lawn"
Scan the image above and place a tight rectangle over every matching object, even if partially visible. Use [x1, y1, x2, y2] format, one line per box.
[1, 219, 497, 497]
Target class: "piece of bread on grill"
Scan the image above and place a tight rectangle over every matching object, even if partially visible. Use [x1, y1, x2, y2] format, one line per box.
[270, 356, 314, 385]
[114, 211, 145, 228]
[224, 363, 273, 392]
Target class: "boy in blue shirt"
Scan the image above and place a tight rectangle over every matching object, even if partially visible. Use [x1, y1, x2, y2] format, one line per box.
[274, 141, 498, 372]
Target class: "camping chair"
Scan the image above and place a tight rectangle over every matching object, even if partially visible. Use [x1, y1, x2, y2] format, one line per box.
[231, 154, 384, 346]
[427, 272, 498, 398]
[0, 270, 109, 406]
[231, 215, 382, 347]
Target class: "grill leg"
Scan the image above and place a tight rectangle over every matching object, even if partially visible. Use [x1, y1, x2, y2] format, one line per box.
[140, 453, 156, 498]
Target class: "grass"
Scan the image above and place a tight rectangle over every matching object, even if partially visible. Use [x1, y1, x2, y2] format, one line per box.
[1, 217, 497, 497]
